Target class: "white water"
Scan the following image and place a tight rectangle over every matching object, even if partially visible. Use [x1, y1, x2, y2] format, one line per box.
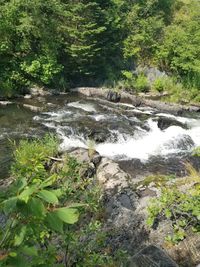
[96, 119, 200, 160]
[34, 98, 200, 161]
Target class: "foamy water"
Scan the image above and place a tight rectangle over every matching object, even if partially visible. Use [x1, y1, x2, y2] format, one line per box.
[32, 98, 200, 161]
[95, 119, 199, 160]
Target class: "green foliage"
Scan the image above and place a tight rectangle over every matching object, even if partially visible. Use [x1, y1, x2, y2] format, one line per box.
[0, 0, 64, 95]
[0, 137, 81, 266]
[0, 0, 199, 102]
[0, 136, 124, 266]
[117, 71, 149, 92]
[0, 0, 124, 96]
[193, 147, 200, 157]
[135, 73, 149, 92]
[152, 78, 166, 93]
[123, 0, 175, 64]
[119, 71, 135, 91]
[147, 166, 200, 244]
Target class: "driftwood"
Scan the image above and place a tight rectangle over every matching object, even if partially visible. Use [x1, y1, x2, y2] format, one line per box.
[48, 156, 64, 162]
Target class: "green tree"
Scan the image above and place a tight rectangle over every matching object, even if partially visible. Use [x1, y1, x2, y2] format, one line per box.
[0, 0, 65, 96]
[156, 0, 200, 88]
[123, 0, 175, 65]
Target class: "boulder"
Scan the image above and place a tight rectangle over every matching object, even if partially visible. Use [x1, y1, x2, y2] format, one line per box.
[29, 87, 50, 96]
[87, 129, 110, 143]
[70, 87, 200, 114]
[157, 117, 187, 130]
[164, 134, 194, 151]
[68, 148, 91, 163]
[188, 106, 200, 113]
[165, 234, 200, 267]
[129, 245, 179, 267]
[71, 87, 107, 98]
[106, 90, 121, 102]
[96, 158, 150, 255]
[68, 148, 102, 167]
[97, 158, 130, 190]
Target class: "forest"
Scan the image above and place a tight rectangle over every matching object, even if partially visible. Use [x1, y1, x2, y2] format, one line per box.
[0, 0, 200, 102]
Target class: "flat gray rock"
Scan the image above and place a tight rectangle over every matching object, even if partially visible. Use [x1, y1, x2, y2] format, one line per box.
[129, 245, 179, 267]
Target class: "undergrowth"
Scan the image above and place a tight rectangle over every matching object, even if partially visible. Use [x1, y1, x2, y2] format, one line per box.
[147, 163, 200, 244]
[0, 135, 127, 267]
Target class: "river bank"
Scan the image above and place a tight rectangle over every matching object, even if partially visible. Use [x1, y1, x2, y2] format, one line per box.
[71, 87, 200, 114]
[68, 147, 200, 267]
[1, 86, 200, 114]
[1, 143, 199, 266]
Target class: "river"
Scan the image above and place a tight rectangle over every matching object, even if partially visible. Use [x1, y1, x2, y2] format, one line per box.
[1, 93, 200, 179]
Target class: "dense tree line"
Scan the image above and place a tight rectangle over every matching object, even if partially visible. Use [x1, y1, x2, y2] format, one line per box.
[0, 0, 199, 98]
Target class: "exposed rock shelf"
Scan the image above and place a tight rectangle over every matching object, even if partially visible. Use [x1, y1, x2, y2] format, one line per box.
[71, 87, 200, 114]
[66, 148, 199, 267]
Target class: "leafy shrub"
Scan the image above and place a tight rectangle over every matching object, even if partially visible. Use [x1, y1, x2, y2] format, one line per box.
[21, 56, 63, 85]
[0, 136, 125, 266]
[0, 70, 30, 98]
[152, 78, 165, 92]
[119, 70, 135, 91]
[0, 136, 82, 266]
[119, 71, 150, 93]
[135, 73, 149, 92]
[156, 1, 200, 82]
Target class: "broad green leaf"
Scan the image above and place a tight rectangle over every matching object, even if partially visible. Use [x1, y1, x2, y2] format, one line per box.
[2, 197, 17, 214]
[46, 212, 63, 233]
[54, 208, 79, 224]
[50, 189, 63, 198]
[9, 252, 17, 257]
[18, 185, 37, 203]
[37, 190, 58, 204]
[15, 177, 27, 193]
[39, 175, 56, 189]
[14, 226, 27, 246]
[21, 246, 38, 256]
[28, 197, 46, 217]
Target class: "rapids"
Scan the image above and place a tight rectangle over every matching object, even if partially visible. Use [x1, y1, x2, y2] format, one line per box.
[1, 93, 200, 178]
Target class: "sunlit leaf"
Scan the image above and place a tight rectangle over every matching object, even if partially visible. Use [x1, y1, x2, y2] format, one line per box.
[54, 207, 79, 224]
[18, 185, 37, 203]
[14, 226, 27, 246]
[37, 190, 58, 204]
